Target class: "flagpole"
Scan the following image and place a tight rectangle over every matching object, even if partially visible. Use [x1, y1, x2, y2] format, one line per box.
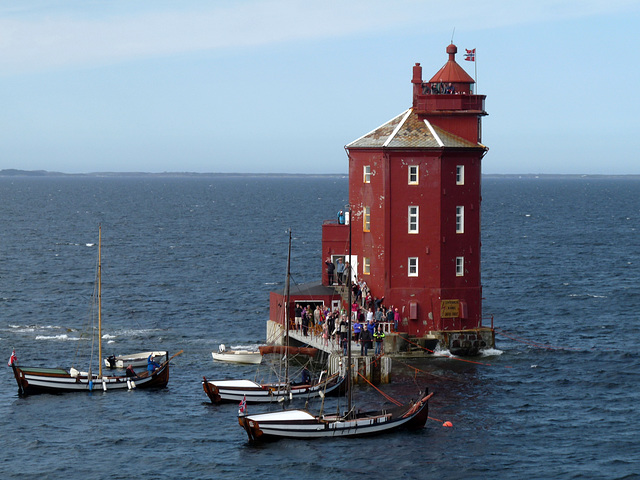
[475, 50, 478, 92]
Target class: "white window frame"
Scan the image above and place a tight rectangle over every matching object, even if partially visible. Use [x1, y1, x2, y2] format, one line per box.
[456, 165, 465, 185]
[408, 257, 418, 277]
[456, 257, 464, 276]
[408, 165, 419, 185]
[363, 257, 371, 275]
[363, 165, 371, 184]
[408, 206, 419, 234]
[456, 206, 464, 233]
[363, 206, 371, 232]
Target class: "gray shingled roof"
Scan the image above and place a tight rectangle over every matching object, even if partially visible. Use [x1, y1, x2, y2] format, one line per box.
[346, 108, 481, 149]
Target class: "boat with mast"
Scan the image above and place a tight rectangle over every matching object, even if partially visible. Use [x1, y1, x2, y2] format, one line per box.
[237, 214, 433, 441]
[8, 226, 180, 396]
[203, 230, 344, 404]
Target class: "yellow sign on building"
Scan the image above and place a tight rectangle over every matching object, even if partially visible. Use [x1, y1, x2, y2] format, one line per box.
[440, 299, 460, 318]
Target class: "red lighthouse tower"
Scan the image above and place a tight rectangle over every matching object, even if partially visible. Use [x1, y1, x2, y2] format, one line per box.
[322, 44, 494, 355]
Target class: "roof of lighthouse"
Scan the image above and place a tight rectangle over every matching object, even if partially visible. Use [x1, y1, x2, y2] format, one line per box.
[346, 108, 481, 149]
[429, 43, 475, 84]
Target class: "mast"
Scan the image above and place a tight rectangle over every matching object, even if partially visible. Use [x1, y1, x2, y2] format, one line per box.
[347, 207, 352, 415]
[284, 229, 292, 396]
[98, 225, 103, 378]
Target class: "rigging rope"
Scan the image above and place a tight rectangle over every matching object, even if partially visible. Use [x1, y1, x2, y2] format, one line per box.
[356, 371, 402, 406]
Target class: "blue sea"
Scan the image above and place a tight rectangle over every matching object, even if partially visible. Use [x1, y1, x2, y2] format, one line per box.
[1, 175, 639, 480]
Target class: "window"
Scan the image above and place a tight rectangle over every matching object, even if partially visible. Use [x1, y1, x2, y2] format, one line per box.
[408, 165, 419, 185]
[363, 165, 371, 183]
[363, 206, 371, 232]
[456, 206, 464, 233]
[408, 206, 419, 233]
[363, 257, 371, 275]
[456, 165, 464, 185]
[456, 257, 464, 276]
[408, 257, 418, 277]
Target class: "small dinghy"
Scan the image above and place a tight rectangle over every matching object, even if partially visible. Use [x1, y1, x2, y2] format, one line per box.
[211, 345, 262, 365]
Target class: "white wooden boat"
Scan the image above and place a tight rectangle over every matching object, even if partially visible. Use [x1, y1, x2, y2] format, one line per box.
[203, 371, 344, 403]
[211, 347, 262, 365]
[9, 226, 182, 396]
[239, 390, 433, 441]
[104, 351, 168, 369]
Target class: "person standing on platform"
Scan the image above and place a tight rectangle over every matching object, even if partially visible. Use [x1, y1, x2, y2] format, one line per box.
[360, 326, 372, 356]
[325, 257, 335, 285]
[295, 304, 302, 331]
[374, 327, 386, 356]
[336, 258, 345, 285]
[393, 308, 401, 333]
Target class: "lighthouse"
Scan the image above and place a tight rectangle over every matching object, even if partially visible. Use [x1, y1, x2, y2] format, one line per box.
[322, 44, 494, 355]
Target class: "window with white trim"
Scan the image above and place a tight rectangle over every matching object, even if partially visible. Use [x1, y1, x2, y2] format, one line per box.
[408, 165, 419, 185]
[408, 206, 419, 233]
[456, 206, 464, 233]
[363, 206, 371, 232]
[363, 257, 371, 275]
[456, 165, 464, 185]
[363, 165, 371, 183]
[408, 257, 418, 277]
[456, 257, 464, 276]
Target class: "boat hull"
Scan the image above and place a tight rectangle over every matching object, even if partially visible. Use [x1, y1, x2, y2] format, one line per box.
[238, 392, 433, 441]
[211, 351, 262, 365]
[11, 362, 170, 396]
[202, 373, 345, 404]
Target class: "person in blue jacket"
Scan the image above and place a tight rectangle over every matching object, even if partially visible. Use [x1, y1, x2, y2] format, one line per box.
[147, 355, 161, 373]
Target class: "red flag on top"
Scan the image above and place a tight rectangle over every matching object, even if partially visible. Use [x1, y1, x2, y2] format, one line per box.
[8, 350, 17, 366]
[464, 48, 476, 61]
[239, 395, 247, 415]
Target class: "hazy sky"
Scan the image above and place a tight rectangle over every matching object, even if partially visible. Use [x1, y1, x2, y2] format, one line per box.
[1, 0, 638, 174]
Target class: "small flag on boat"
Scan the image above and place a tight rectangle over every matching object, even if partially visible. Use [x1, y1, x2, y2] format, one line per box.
[239, 395, 247, 415]
[464, 48, 475, 61]
[8, 350, 17, 366]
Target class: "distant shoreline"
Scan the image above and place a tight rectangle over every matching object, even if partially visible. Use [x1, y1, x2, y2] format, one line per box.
[1, 169, 639, 180]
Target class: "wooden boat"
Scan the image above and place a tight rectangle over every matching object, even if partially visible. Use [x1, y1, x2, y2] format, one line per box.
[203, 230, 344, 404]
[11, 362, 172, 395]
[104, 351, 168, 369]
[237, 220, 434, 442]
[211, 346, 262, 365]
[203, 370, 344, 404]
[8, 226, 181, 396]
[239, 390, 433, 441]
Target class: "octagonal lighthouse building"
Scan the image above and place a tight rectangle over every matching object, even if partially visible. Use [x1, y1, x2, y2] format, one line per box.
[322, 44, 494, 355]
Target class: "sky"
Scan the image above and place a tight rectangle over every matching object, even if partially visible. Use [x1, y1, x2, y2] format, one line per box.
[0, 0, 639, 175]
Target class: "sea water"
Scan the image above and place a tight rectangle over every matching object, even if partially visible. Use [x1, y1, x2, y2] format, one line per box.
[1, 175, 639, 479]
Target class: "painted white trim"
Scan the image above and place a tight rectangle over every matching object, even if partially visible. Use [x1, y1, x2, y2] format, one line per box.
[346, 109, 411, 148]
[424, 119, 444, 147]
[383, 108, 412, 147]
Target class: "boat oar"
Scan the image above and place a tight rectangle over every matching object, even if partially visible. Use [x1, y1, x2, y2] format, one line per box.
[163, 350, 184, 365]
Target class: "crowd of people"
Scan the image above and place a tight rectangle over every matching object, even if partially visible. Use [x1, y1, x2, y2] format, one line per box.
[290, 274, 401, 357]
